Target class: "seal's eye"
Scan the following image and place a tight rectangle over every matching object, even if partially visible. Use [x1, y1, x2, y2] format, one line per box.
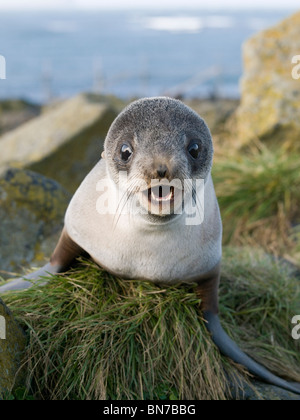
[188, 143, 201, 160]
[120, 144, 133, 162]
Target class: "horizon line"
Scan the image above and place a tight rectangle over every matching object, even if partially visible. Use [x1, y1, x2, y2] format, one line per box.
[0, 6, 298, 11]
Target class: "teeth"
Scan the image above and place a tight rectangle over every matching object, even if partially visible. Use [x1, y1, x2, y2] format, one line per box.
[151, 190, 173, 202]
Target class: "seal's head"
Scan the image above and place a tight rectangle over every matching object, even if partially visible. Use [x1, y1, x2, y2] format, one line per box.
[104, 97, 213, 221]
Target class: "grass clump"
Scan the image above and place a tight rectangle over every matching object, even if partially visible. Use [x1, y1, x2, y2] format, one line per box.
[3, 248, 300, 400]
[213, 144, 300, 256]
[220, 248, 300, 380]
[4, 260, 232, 400]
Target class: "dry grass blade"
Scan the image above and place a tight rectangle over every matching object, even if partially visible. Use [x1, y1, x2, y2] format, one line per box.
[3, 247, 300, 400]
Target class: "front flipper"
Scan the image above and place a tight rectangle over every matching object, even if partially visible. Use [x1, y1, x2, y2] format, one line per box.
[0, 262, 61, 292]
[0, 229, 84, 293]
[196, 270, 300, 396]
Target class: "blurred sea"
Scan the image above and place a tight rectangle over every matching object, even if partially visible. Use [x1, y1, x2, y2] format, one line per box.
[0, 9, 296, 103]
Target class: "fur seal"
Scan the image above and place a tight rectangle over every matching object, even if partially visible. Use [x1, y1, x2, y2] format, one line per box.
[1, 97, 299, 395]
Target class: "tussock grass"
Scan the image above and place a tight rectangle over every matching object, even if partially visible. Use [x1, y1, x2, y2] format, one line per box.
[220, 248, 300, 380]
[3, 248, 300, 400]
[213, 143, 300, 255]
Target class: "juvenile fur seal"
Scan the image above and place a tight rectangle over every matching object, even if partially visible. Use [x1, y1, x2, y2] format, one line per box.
[1, 97, 299, 395]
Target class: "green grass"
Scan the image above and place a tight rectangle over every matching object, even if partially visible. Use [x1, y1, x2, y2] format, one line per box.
[220, 248, 300, 379]
[2, 247, 300, 400]
[213, 144, 300, 253]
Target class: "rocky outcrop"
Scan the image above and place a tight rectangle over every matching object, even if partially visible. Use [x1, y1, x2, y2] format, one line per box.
[0, 298, 26, 398]
[0, 100, 41, 136]
[234, 11, 300, 147]
[0, 93, 118, 193]
[234, 380, 300, 401]
[185, 98, 239, 135]
[0, 168, 70, 278]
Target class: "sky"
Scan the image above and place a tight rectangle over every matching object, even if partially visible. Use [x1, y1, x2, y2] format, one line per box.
[0, 0, 298, 10]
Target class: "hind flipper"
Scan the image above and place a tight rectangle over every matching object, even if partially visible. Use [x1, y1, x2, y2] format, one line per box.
[196, 269, 300, 396]
[0, 228, 84, 293]
[203, 310, 300, 395]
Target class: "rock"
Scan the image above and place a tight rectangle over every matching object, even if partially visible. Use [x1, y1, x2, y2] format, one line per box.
[241, 381, 300, 401]
[233, 11, 300, 148]
[0, 298, 26, 398]
[0, 93, 118, 193]
[0, 99, 41, 136]
[227, 376, 300, 400]
[185, 98, 239, 135]
[0, 168, 70, 278]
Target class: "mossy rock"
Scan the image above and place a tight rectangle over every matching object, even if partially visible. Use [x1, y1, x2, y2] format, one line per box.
[185, 98, 239, 135]
[241, 381, 300, 401]
[0, 93, 118, 193]
[0, 298, 26, 399]
[0, 168, 70, 278]
[0, 99, 41, 136]
[233, 11, 300, 149]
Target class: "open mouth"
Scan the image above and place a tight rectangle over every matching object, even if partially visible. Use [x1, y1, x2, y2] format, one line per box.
[144, 185, 175, 204]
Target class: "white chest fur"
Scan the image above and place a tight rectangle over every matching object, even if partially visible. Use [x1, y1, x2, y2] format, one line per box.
[65, 161, 222, 284]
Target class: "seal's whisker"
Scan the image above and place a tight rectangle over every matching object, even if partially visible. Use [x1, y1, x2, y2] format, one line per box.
[113, 176, 137, 221]
[112, 177, 141, 230]
[180, 171, 204, 223]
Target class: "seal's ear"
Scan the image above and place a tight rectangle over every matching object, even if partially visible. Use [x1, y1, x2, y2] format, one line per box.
[101, 151, 106, 160]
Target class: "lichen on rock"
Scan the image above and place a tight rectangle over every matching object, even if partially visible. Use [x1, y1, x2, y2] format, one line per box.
[0, 168, 70, 278]
[0, 93, 118, 193]
[233, 11, 300, 148]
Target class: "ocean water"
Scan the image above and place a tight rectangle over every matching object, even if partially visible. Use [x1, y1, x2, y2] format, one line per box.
[0, 9, 296, 103]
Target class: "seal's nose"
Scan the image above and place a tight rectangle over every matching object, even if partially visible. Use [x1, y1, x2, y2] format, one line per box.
[156, 164, 168, 179]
